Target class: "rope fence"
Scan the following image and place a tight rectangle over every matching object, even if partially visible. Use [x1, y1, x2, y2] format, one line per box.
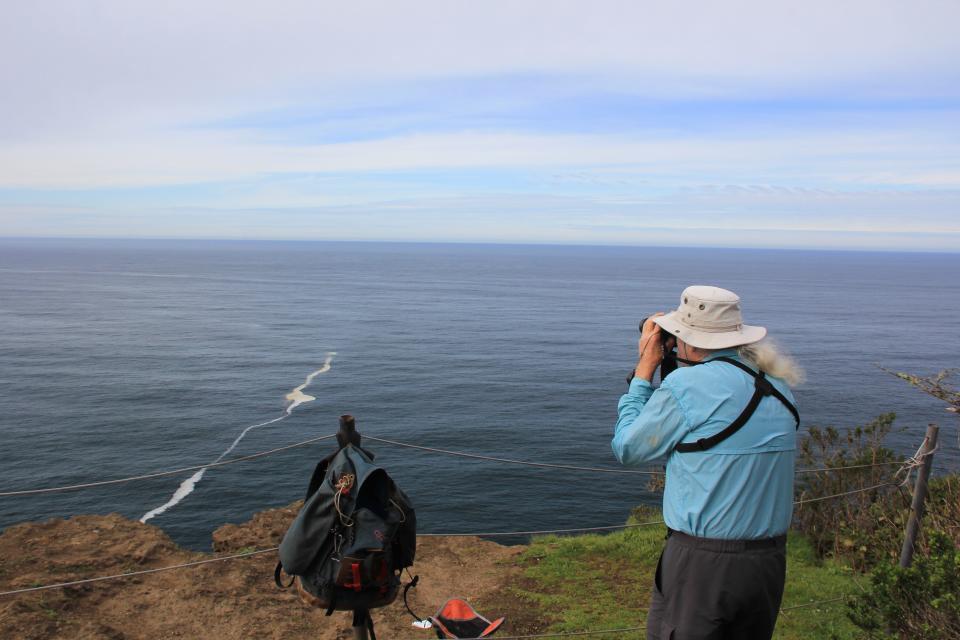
[458, 628, 648, 639]
[0, 521, 671, 598]
[0, 547, 279, 597]
[793, 481, 901, 506]
[794, 461, 903, 474]
[0, 527, 853, 621]
[0, 434, 915, 498]
[0, 434, 339, 497]
[0, 477, 900, 599]
[779, 596, 848, 612]
[0, 523, 852, 624]
[0, 427, 940, 638]
[420, 519, 666, 538]
[365, 436, 663, 475]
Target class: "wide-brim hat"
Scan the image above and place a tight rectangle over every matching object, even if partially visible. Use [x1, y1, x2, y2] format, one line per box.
[653, 285, 766, 350]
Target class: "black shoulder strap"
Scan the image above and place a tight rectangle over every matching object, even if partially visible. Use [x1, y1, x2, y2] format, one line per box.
[274, 561, 295, 589]
[675, 356, 799, 453]
[710, 357, 800, 427]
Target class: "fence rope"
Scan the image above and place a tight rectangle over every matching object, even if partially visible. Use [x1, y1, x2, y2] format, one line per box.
[0, 433, 925, 598]
[0, 521, 669, 597]
[0, 547, 278, 597]
[365, 436, 662, 475]
[421, 520, 665, 537]
[458, 628, 647, 639]
[795, 461, 902, 474]
[894, 441, 940, 487]
[794, 481, 899, 505]
[780, 595, 848, 612]
[0, 551, 851, 636]
[0, 435, 912, 498]
[366, 435, 905, 476]
[0, 484, 895, 599]
[0, 434, 338, 497]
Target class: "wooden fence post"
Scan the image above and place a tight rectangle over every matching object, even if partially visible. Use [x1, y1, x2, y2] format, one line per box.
[899, 424, 940, 568]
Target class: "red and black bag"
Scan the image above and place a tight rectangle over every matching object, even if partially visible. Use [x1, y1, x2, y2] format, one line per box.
[275, 441, 416, 614]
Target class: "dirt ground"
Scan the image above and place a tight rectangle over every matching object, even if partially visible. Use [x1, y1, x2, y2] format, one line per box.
[0, 505, 542, 639]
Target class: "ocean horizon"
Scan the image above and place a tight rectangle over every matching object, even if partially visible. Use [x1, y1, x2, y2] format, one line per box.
[2, 236, 959, 254]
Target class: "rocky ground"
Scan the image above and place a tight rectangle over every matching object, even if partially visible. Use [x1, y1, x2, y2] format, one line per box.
[0, 504, 538, 639]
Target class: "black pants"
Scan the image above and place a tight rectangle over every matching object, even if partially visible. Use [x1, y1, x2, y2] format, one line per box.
[646, 530, 787, 640]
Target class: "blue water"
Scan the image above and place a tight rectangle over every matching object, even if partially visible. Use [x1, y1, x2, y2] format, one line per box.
[0, 239, 957, 549]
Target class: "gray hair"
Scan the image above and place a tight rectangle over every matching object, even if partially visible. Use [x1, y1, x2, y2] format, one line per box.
[737, 339, 805, 387]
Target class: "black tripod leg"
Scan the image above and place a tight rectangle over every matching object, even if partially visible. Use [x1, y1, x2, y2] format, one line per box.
[367, 612, 377, 640]
[351, 609, 371, 640]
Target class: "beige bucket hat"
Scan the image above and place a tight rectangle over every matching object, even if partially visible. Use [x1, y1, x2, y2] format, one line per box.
[653, 285, 766, 350]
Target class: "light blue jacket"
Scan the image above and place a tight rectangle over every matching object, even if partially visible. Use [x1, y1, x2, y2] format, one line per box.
[612, 350, 797, 539]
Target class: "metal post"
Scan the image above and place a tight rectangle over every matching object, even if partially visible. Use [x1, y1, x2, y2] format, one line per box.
[338, 414, 362, 449]
[899, 424, 939, 568]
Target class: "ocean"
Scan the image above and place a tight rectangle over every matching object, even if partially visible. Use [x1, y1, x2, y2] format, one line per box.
[0, 239, 957, 549]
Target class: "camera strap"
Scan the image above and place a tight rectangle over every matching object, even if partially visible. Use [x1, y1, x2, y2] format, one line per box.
[674, 356, 799, 453]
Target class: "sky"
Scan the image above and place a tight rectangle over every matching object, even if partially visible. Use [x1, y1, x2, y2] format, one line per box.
[1, 1, 958, 250]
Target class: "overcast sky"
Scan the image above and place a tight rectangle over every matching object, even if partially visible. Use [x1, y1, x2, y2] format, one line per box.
[2, 1, 958, 250]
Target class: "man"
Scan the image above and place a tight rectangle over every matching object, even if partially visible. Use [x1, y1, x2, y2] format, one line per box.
[612, 285, 802, 640]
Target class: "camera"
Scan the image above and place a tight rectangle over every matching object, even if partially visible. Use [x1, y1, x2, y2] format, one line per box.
[637, 316, 678, 382]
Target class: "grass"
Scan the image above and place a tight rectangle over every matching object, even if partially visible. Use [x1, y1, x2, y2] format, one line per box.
[17, 597, 63, 623]
[777, 533, 862, 639]
[512, 509, 863, 639]
[61, 563, 95, 574]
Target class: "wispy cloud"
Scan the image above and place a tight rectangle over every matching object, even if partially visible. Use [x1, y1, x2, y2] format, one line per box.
[1, 1, 958, 250]
[2, 126, 955, 189]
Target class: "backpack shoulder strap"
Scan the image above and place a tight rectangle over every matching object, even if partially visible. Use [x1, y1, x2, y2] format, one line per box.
[274, 560, 295, 588]
[675, 356, 799, 453]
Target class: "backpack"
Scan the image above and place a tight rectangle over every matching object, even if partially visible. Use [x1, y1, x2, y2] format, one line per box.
[274, 443, 416, 614]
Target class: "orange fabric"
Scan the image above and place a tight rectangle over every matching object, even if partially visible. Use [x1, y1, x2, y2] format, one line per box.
[480, 618, 504, 636]
[439, 598, 478, 621]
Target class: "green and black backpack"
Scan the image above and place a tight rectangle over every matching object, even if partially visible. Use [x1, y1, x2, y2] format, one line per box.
[274, 442, 416, 614]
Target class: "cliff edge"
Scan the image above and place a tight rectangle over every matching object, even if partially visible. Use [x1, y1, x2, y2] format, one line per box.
[0, 505, 526, 639]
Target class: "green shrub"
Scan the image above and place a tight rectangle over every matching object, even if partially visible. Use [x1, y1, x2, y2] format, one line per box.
[848, 532, 960, 639]
[794, 413, 910, 569]
[794, 413, 959, 569]
[924, 475, 960, 547]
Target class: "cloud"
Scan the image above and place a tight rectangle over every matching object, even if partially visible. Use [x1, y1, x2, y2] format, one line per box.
[3, 186, 958, 251]
[1, 124, 958, 190]
[1, 1, 958, 248]
[3, 1, 959, 136]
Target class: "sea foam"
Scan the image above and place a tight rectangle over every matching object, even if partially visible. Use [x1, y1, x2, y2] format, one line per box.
[139, 352, 336, 523]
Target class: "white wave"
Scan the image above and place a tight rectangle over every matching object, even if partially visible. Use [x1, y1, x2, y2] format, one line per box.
[139, 469, 206, 523]
[284, 352, 336, 415]
[139, 352, 336, 523]
[210, 415, 288, 465]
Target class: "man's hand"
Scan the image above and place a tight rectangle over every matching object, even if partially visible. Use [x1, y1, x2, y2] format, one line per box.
[635, 313, 665, 383]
